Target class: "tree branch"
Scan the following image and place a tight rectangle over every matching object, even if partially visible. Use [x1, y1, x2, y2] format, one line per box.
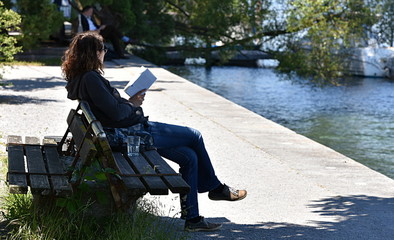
[164, 0, 190, 18]
[135, 28, 289, 53]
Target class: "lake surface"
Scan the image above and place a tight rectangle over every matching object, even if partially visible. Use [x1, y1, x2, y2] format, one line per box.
[165, 66, 394, 179]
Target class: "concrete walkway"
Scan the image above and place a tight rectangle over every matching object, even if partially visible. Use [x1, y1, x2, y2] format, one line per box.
[1, 56, 393, 240]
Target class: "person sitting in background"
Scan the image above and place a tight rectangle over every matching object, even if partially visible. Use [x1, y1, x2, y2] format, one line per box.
[62, 31, 247, 232]
[80, 5, 131, 59]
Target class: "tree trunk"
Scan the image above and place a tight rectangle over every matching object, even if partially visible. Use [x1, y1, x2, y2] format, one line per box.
[204, 39, 213, 68]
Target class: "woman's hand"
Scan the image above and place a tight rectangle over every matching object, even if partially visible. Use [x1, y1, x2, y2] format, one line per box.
[128, 89, 146, 107]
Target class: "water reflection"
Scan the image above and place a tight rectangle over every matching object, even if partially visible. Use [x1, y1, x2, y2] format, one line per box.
[165, 66, 394, 179]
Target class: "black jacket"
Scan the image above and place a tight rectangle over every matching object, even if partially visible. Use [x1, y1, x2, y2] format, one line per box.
[80, 14, 99, 31]
[66, 71, 147, 128]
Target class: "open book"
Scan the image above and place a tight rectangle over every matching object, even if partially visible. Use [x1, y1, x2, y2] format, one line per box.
[124, 66, 157, 97]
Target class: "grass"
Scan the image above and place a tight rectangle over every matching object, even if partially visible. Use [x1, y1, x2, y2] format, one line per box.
[1, 195, 188, 240]
[3, 58, 62, 66]
[0, 155, 189, 240]
[0, 194, 189, 240]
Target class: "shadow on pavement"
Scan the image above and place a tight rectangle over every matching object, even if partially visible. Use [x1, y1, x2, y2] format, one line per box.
[0, 77, 65, 92]
[175, 195, 394, 240]
[0, 95, 59, 105]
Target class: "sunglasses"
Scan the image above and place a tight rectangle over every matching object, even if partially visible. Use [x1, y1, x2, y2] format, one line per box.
[101, 46, 108, 53]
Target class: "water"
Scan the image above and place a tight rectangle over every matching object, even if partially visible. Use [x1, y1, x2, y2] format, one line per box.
[165, 66, 394, 179]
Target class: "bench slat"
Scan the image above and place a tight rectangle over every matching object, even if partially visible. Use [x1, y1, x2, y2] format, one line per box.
[7, 136, 27, 194]
[68, 110, 97, 167]
[43, 145, 73, 196]
[126, 154, 168, 195]
[7, 135, 23, 145]
[24, 137, 51, 195]
[43, 136, 63, 144]
[143, 150, 190, 194]
[25, 136, 40, 145]
[112, 152, 146, 195]
[78, 139, 97, 167]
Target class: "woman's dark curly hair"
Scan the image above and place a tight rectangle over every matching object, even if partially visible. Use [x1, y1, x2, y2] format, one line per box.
[62, 31, 104, 81]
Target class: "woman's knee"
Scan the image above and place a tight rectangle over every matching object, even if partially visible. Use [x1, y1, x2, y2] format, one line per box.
[187, 127, 203, 143]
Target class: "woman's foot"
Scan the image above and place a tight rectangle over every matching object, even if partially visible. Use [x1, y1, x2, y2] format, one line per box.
[208, 184, 247, 201]
[184, 216, 222, 232]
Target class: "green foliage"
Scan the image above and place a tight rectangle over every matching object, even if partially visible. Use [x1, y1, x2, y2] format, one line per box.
[169, 0, 269, 44]
[2, 193, 188, 240]
[1, 0, 14, 9]
[79, 0, 270, 65]
[56, 160, 114, 213]
[0, 1, 22, 80]
[114, 0, 174, 45]
[373, 0, 394, 46]
[0, 1, 22, 62]
[16, 0, 64, 49]
[108, 0, 136, 33]
[277, 0, 378, 85]
[107, 199, 188, 240]
[164, 0, 271, 65]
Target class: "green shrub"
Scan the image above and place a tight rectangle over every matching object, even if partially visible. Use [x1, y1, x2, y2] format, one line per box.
[0, 1, 22, 61]
[15, 0, 64, 49]
[0, 1, 22, 80]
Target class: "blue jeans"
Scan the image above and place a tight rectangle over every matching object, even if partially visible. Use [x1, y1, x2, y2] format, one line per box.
[145, 121, 221, 220]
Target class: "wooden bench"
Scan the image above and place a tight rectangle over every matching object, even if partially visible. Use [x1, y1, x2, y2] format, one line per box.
[6, 101, 190, 210]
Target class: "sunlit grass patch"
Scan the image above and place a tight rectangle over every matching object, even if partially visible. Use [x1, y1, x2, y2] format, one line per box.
[1, 193, 188, 240]
[3, 58, 62, 66]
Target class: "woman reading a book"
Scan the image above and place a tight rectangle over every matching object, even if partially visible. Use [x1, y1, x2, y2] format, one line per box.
[62, 31, 246, 232]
